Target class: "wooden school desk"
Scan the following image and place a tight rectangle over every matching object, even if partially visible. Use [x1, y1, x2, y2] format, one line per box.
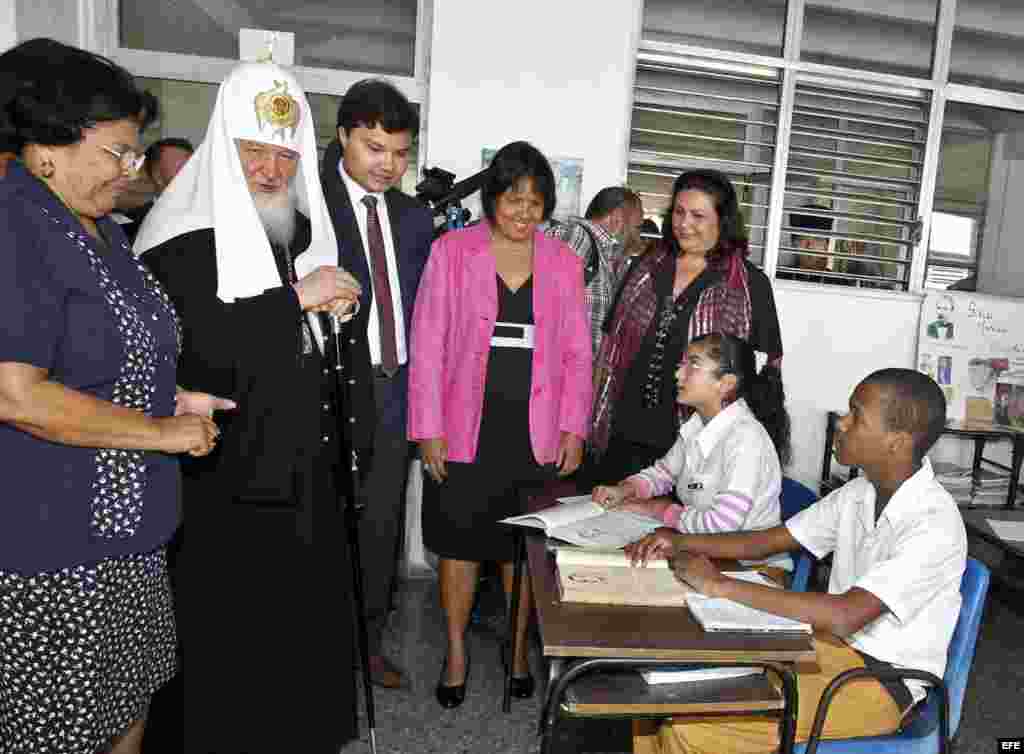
[505, 490, 818, 754]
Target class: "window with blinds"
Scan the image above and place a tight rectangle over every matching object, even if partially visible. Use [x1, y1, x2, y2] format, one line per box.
[627, 50, 781, 265]
[777, 81, 930, 291]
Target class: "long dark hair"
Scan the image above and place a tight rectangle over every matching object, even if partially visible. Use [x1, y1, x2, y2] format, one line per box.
[691, 332, 791, 466]
[662, 169, 749, 264]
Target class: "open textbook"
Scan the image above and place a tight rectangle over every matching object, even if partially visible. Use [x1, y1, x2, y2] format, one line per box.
[686, 572, 812, 635]
[555, 547, 693, 607]
[501, 495, 661, 548]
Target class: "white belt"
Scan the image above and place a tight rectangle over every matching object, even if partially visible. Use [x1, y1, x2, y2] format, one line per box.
[490, 321, 535, 349]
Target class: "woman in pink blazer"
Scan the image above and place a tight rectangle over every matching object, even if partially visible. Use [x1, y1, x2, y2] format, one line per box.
[408, 142, 591, 709]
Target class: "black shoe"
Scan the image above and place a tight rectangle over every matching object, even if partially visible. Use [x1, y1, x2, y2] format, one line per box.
[509, 672, 536, 699]
[501, 642, 536, 699]
[435, 652, 471, 709]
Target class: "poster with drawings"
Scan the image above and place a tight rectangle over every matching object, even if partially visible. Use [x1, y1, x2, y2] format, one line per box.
[916, 292, 1024, 426]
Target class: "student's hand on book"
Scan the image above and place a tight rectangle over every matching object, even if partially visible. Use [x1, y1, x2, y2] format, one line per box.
[670, 551, 723, 596]
[420, 437, 448, 483]
[624, 527, 677, 567]
[616, 500, 667, 518]
[594, 479, 643, 509]
[593, 485, 626, 509]
[555, 432, 583, 477]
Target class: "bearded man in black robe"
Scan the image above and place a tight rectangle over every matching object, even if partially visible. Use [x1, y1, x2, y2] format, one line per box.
[137, 61, 372, 754]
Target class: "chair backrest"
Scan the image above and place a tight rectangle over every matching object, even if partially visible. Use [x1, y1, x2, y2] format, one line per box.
[780, 478, 819, 592]
[945, 557, 990, 736]
[894, 556, 990, 745]
[780, 477, 818, 521]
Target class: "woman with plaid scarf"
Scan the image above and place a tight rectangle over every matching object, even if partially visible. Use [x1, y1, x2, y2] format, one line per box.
[589, 169, 783, 485]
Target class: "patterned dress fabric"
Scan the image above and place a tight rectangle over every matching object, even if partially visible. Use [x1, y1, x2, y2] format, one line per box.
[0, 551, 177, 754]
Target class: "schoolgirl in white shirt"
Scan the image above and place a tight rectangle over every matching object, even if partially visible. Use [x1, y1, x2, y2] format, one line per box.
[593, 332, 791, 550]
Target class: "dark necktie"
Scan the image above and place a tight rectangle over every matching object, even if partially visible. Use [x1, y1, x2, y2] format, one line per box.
[361, 194, 399, 375]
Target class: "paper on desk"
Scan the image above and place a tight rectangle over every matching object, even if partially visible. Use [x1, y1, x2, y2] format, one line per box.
[503, 495, 661, 547]
[549, 511, 661, 548]
[641, 667, 764, 685]
[722, 571, 780, 587]
[987, 519, 1024, 542]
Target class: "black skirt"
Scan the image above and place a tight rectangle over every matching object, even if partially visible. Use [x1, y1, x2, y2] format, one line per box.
[423, 276, 555, 562]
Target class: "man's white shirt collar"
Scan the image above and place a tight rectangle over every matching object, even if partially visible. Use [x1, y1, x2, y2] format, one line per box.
[338, 162, 383, 209]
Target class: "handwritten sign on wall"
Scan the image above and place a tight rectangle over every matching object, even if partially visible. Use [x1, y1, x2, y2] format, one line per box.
[917, 292, 1024, 426]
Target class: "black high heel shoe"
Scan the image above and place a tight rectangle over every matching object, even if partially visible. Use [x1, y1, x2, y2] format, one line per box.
[435, 651, 471, 709]
[501, 642, 536, 700]
[509, 671, 535, 700]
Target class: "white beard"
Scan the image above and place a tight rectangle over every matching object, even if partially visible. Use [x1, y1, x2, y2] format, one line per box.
[252, 186, 297, 249]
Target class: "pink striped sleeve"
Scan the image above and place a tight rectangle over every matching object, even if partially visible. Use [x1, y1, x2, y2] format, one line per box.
[677, 492, 754, 534]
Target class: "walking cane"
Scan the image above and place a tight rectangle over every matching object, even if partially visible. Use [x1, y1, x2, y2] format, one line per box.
[329, 313, 378, 754]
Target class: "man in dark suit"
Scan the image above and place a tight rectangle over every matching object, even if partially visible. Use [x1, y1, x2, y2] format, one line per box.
[321, 79, 434, 689]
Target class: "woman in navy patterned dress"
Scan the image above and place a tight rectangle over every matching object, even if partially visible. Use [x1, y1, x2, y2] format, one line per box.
[0, 39, 225, 754]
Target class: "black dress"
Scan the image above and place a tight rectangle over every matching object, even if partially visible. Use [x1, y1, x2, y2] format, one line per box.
[422, 275, 555, 563]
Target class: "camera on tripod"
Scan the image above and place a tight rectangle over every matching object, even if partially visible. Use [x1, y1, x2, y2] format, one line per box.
[415, 164, 493, 236]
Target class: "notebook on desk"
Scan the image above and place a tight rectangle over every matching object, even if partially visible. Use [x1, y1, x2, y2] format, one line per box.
[686, 572, 813, 635]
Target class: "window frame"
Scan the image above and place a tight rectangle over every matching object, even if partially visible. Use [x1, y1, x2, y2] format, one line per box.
[86, 0, 430, 103]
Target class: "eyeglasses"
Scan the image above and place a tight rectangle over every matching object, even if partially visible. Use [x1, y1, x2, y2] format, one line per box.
[679, 358, 719, 374]
[102, 145, 146, 176]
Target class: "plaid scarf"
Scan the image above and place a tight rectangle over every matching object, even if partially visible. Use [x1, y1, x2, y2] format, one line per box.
[590, 242, 753, 455]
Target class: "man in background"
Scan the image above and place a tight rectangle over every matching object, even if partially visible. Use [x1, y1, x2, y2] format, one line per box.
[547, 186, 644, 358]
[120, 137, 194, 243]
[778, 205, 833, 282]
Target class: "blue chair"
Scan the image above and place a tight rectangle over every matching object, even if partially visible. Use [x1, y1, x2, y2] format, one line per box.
[780, 477, 819, 593]
[795, 557, 991, 754]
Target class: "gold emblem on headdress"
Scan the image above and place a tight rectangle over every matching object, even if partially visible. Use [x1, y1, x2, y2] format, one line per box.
[254, 80, 301, 141]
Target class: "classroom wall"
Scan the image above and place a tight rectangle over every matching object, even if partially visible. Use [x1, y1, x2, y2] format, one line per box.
[423, 0, 642, 216]
[772, 283, 923, 486]
[14, 0, 78, 48]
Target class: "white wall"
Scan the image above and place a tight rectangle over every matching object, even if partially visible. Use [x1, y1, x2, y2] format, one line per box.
[424, 0, 641, 214]
[14, 0, 78, 47]
[0, 1, 16, 51]
[773, 283, 923, 487]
